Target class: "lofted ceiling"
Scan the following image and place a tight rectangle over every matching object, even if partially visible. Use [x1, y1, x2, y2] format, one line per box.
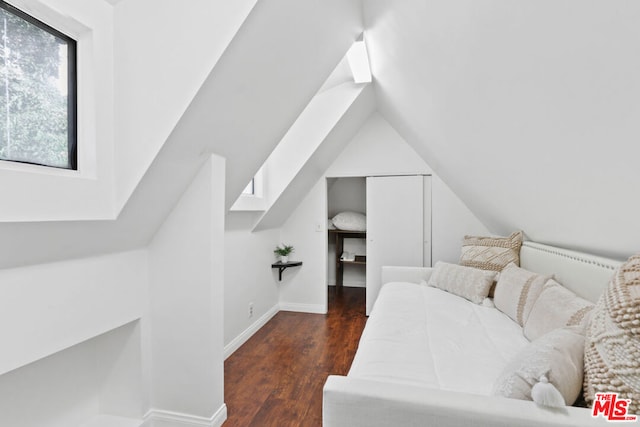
[363, 0, 640, 259]
[0, 0, 363, 268]
[1, 0, 639, 268]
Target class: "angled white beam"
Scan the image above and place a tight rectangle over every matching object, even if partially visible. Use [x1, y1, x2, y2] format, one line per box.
[346, 41, 372, 83]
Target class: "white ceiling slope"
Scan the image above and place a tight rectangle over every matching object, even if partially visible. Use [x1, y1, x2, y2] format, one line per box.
[252, 81, 372, 230]
[364, 0, 640, 259]
[254, 84, 376, 231]
[0, 0, 364, 269]
[168, 0, 364, 212]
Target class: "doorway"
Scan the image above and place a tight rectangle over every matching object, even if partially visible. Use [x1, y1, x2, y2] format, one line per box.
[326, 177, 367, 311]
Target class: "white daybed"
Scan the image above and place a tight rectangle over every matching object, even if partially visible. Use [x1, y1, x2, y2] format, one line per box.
[323, 242, 622, 427]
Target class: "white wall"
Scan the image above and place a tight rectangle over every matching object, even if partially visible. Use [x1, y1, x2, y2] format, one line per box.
[365, 0, 640, 259]
[328, 112, 488, 263]
[0, 321, 142, 427]
[0, 250, 146, 376]
[147, 155, 226, 424]
[431, 175, 490, 264]
[326, 112, 431, 177]
[327, 177, 367, 218]
[278, 112, 487, 312]
[224, 212, 280, 356]
[113, 0, 257, 211]
[0, 249, 147, 426]
[280, 179, 329, 314]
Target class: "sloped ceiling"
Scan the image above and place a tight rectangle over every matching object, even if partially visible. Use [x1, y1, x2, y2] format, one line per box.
[0, 0, 363, 268]
[5, 1, 638, 267]
[364, 0, 640, 259]
[254, 84, 375, 231]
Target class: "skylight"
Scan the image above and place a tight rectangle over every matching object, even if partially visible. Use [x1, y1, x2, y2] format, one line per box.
[346, 41, 371, 84]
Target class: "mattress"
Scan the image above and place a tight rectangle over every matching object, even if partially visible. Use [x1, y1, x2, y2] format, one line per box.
[348, 282, 530, 396]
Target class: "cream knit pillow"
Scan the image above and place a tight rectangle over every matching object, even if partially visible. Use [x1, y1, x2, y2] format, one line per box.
[427, 262, 497, 304]
[460, 231, 523, 272]
[584, 254, 640, 414]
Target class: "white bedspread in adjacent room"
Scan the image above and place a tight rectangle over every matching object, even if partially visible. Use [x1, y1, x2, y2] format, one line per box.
[348, 282, 530, 396]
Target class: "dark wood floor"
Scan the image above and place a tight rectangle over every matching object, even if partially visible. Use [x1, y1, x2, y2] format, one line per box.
[224, 286, 367, 426]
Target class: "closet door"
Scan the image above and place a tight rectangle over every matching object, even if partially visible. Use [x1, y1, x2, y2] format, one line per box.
[366, 175, 430, 315]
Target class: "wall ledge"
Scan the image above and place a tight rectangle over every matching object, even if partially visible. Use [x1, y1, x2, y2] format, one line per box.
[143, 405, 227, 427]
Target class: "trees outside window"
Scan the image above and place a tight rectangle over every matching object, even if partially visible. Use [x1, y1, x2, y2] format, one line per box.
[0, 2, 76, 169]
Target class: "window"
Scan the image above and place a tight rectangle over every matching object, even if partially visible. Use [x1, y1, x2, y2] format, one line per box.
[0, 1, 77, 169]
[242, 178, 255, 195]
[231, 170, 266, 211]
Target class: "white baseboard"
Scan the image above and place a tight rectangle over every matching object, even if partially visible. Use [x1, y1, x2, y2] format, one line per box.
[224, 304, 279, 359]
[278, 302, 326, 314]
[143, 404, 226, 427]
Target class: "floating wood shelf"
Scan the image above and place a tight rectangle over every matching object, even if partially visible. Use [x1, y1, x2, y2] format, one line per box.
[271, 261, 303, 281]
[341, 255, 366, 265]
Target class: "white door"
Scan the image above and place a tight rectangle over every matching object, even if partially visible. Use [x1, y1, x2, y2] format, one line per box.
[366, 175, 430, 315]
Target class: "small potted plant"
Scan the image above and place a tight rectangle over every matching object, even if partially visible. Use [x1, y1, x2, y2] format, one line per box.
[274, 244, 294, 263]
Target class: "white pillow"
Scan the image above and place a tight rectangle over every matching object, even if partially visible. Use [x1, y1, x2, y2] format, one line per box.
[427, 261, 497, 304]
[523, 279, 594, 341]
[492, 326, 585, 406]
[494, 263, 550, 326]
[331, 211, 366, 231]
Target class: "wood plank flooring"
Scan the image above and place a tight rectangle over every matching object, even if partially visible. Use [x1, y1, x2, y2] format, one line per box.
[224, 287, 367, 426]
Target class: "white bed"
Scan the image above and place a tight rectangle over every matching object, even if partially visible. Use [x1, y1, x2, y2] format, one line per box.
[348, 283, 529, 394]
[323, 241, 622, 427]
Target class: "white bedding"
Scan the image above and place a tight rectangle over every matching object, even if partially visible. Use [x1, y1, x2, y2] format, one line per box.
[348, 282, 530, 395]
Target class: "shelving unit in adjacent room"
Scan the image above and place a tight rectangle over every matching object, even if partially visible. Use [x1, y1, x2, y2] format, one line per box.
[328, 229, 366, 288]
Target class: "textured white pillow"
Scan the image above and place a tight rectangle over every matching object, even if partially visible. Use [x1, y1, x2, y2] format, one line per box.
[492, 327, 585, 406]
[427, 261, 497, 304]
[584, 254, 640, 415]
[331, 211, 366, 231]
[524, 279, 594, 341]
[494, 263, 550, 326]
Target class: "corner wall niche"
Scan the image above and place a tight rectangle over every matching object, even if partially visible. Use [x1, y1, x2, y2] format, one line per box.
[0, 321, 143, 427]
[327, 177, 367, 288]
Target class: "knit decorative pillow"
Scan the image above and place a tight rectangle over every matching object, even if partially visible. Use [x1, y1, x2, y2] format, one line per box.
[427, 261, 497, 304]
[460, 231, 523, 272]
[584, 254, 640, 414]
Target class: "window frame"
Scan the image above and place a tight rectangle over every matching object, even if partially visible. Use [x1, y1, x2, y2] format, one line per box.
[242, 177, 255, 195]
[0, 0, 78, 170]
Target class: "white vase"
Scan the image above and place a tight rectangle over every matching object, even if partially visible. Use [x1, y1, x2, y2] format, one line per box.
[280, 255, 289, 263]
